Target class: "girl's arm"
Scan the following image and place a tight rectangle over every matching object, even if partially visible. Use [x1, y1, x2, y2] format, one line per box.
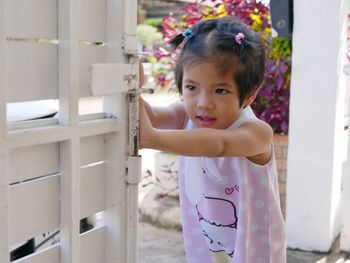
[140, 97, 186, 130]
[139, 61, 186, 130]
[140, 105, 273, 159]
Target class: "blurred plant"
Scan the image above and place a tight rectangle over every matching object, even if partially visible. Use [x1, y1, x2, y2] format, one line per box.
[141, 161, 179, 200]
[137, 24, 163, 48]
[152, 0, 291, 134]
[145, 17, 163, 29]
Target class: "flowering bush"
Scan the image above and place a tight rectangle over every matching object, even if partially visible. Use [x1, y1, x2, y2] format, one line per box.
[137, 24, 163, 48]
[152, 0, 291, 134]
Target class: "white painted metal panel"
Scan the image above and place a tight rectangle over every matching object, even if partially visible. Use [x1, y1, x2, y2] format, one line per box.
[6, 0, 58, 39]
[80, 135, 105, 166]
[7, 43, 108, 102]
[78, 118, 118, 138]
[7, 42, 58, 102]
[12, 244, 60, 263]
[90, 63, 133, 96]
[78, 0, 107, 42]
[8, 118, 58, 131]
[9, 174, 60, 246]
[7, 118, 117, 149]
[8, 125, 71, 149]
[79, 113, 105, 122]
[0, 0, 140, 262]
[9, 143, 59, 184]
[79, 45, 106, 98]
[79, 226, 106, 263]
[80, 163, 105, 219]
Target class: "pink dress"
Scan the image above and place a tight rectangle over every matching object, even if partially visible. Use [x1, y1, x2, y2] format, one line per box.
[178, 106, 286, 263]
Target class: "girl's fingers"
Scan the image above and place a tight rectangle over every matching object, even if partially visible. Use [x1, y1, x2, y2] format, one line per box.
[139, 98, 155, 149]
[139, 60, 145, 88]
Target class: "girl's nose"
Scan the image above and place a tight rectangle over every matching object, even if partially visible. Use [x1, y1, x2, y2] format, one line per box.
[197, 93, 214, 110]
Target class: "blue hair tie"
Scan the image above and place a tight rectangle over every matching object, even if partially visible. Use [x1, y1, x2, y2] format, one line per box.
[182, 29, 194, 39]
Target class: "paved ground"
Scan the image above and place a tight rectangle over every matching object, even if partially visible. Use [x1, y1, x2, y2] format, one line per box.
[139, 222, 186, 263]
[138, 221, 350, 263]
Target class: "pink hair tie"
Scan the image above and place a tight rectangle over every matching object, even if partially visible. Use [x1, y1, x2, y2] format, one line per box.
[235, 32, 245, 45]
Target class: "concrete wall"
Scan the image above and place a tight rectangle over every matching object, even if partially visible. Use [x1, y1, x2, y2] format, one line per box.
[286, 0, 348, 252]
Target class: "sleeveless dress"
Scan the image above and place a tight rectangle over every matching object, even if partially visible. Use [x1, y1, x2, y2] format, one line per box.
[178, 106, 286, 263]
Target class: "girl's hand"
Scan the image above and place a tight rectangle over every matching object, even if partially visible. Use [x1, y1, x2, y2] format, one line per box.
[139, 97, 155, 149]
[139, 60, 145, 89]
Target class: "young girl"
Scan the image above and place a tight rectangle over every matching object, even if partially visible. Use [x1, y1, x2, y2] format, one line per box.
[139, 17, 286, 263]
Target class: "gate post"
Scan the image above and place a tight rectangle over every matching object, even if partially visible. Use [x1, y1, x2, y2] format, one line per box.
[341, 154, 350, 252]
[286, 0, 348, 251]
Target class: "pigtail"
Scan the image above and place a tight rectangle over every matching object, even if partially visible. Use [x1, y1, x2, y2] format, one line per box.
[168, 29, 194, 50]
[168, 33, 186, 50]
[233, 31, 250, 58]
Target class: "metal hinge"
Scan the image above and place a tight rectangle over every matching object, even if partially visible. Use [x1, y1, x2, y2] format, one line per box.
[126, 156, 142, 184]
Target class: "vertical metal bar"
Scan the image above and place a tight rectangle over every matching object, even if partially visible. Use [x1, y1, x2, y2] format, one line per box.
[103, 1, 129, 262]
[124, 0, 139, 262]
[58, 0, 79, 125]
[59, 138, 80, 263]
[127, 56, 140, 263]
[58, 0, 80, 262]
[128, 56, 139, 157]
[104, 0, 139, 262]
[0, 0, 9, 261]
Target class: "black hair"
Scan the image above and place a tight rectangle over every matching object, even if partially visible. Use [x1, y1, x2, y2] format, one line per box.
[169, 17, 266, 107]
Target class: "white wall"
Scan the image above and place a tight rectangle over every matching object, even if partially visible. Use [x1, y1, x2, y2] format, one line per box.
[286, 0, 348, 251]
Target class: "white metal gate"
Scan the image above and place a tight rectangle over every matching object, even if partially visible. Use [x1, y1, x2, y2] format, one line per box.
[0, 0, 140, 262]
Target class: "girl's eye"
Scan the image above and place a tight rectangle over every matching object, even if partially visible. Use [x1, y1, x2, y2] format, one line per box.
[186, 85, 197, 92]
[216, 89, 228, 94]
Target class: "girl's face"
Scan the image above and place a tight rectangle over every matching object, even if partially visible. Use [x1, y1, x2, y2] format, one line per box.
[182, 61, 253, 129]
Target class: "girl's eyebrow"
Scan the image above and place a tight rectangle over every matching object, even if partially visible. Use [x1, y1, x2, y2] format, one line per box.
[183, 78, 198, 84]
[215, 82, 233, 88]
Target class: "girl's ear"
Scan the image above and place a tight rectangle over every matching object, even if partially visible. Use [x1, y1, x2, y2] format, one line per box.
[243, 90, 259, 107]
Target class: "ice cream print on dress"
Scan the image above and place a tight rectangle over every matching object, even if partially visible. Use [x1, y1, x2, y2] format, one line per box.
[196, 196, 238, 262]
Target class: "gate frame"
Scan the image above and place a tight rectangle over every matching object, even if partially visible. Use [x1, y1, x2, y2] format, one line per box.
[0, 0, 140, 262]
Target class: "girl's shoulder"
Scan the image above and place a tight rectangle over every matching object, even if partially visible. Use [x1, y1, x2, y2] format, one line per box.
[238, 120, 273, 165]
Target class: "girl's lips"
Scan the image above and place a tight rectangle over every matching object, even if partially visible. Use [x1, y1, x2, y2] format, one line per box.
[196, 115, 217, 127]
